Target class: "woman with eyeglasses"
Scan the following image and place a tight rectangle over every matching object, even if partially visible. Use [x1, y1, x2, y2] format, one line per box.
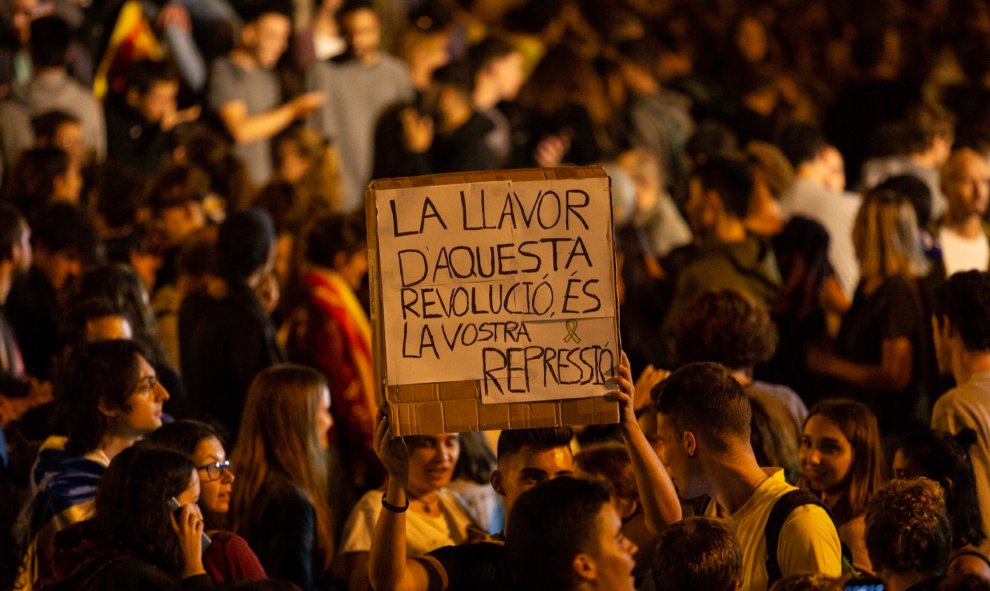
[147, 420, 267, 584]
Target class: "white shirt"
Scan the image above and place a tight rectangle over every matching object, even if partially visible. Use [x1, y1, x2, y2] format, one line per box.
[939, 226, 990, 277]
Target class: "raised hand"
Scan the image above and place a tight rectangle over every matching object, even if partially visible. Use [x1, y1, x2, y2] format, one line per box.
[374, 409, 410, 490]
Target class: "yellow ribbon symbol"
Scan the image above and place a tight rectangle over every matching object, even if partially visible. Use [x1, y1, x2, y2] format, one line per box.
[563, 319, 581, 343]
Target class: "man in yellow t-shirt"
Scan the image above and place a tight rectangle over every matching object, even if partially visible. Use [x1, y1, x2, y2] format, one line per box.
[653, 362, 842, 591]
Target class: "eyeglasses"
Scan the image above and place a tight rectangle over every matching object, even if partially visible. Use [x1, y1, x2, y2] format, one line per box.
[196, 460, 232, 481]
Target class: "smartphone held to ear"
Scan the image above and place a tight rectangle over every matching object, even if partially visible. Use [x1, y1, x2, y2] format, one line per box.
[844, 577, 884, 591]
[169, 497, 212, 552]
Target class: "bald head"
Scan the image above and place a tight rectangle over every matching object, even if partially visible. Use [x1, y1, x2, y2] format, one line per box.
[941, 148, 990, 221]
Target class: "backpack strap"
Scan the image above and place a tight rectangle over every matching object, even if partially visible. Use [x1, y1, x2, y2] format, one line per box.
[764, 489, 834, 586]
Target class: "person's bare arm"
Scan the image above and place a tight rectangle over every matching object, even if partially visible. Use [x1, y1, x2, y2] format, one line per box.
[345, 552, 371, 591]
[216, 92, 324, 144]
[808, 337, 913, 391]
[368, 411, 439, 591]
[608, 352, 682, 534]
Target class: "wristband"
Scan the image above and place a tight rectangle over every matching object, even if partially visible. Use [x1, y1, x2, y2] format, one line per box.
[382, 492, 409, 513]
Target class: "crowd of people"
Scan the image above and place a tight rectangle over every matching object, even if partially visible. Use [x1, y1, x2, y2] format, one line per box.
[2, 0, 990, 590]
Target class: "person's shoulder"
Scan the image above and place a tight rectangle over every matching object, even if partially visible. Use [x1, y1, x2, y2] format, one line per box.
[265, 474, 309, 502]
[349, 489, 385, 514]
[379, 52, 410, 73]
[92, 557, 177, 590]
[210, 56, 238, 75]
[937, 378, 990, 410]
[205, 530, 257, 558]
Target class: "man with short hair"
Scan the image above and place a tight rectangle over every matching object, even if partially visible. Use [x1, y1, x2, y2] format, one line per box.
[146, 164, 212, 371]
[401, 60, 499, 175]
[31, 110, 85, 170]
[209, 0, 325, 186]
[935, 149, 990, 279]
[179, 207, 285, 437]
[148, 164, 210, 290]
[859, 102, 955, 220]
[7, 203, 100, 380]
[0, 204, 30, 384]
[652, 362, 842, 591]
[469, 36, 525, 168]
[307, 0, 413, 211]
[652, 517, 742, 591]
[106, 59, 199, 175]
[778, 123, 862, 300]
[931, 271, 990, 555]
[0, 16, 105, 174]
[661, 157, 780, 360]
[506, 477, 637, 591]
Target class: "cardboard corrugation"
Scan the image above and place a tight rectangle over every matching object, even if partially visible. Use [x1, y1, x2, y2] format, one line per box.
[366, 166, 621, 436]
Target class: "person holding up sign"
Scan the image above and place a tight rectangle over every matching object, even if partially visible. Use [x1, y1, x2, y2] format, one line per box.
[367, 352, 680, 591]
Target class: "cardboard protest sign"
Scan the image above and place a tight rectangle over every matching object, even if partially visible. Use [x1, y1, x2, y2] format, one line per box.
[367, 167, 620, 435]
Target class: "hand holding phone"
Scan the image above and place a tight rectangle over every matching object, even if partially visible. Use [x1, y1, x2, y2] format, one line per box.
[168, 497, 211, 553]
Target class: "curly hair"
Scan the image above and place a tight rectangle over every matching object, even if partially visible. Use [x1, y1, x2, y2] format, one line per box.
[865, 478, 951, 576]
[574, 444, 638, 503]
[896, 428, 986, 549]
[768, 573, 843, 591]
[675, 289, 778, 369]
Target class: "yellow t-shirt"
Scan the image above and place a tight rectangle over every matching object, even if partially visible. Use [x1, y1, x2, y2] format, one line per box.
[708, 468, 842, 591]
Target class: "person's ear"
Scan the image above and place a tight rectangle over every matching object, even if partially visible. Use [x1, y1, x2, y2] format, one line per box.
[683, 430, 697, 458]
[572, 553, 596, 582]
[97, 398, 120, 419]
[490, 469, 506, 497]
[241, 22, 258, 47]
[943, 316, 958, 340]
[125, 87, 141, 108]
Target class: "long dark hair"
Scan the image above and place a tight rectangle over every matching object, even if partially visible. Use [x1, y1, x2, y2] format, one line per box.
[896, 428, 986, 549]
[799, 399, 886, 524]
[93, 445, 196, 572]
[231, 365, 334, 569]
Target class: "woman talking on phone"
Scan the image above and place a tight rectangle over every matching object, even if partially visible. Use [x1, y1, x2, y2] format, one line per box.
[147, 420, 267, 584]
[35, 445, 214, 590]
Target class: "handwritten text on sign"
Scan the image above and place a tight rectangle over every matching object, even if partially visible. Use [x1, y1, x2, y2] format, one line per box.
[376, 177, 618, 403]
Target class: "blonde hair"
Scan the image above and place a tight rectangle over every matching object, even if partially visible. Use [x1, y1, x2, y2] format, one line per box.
[230, 364, 334, 569]
[275, 126, 344, 218]
[852, 188, 929, 279]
